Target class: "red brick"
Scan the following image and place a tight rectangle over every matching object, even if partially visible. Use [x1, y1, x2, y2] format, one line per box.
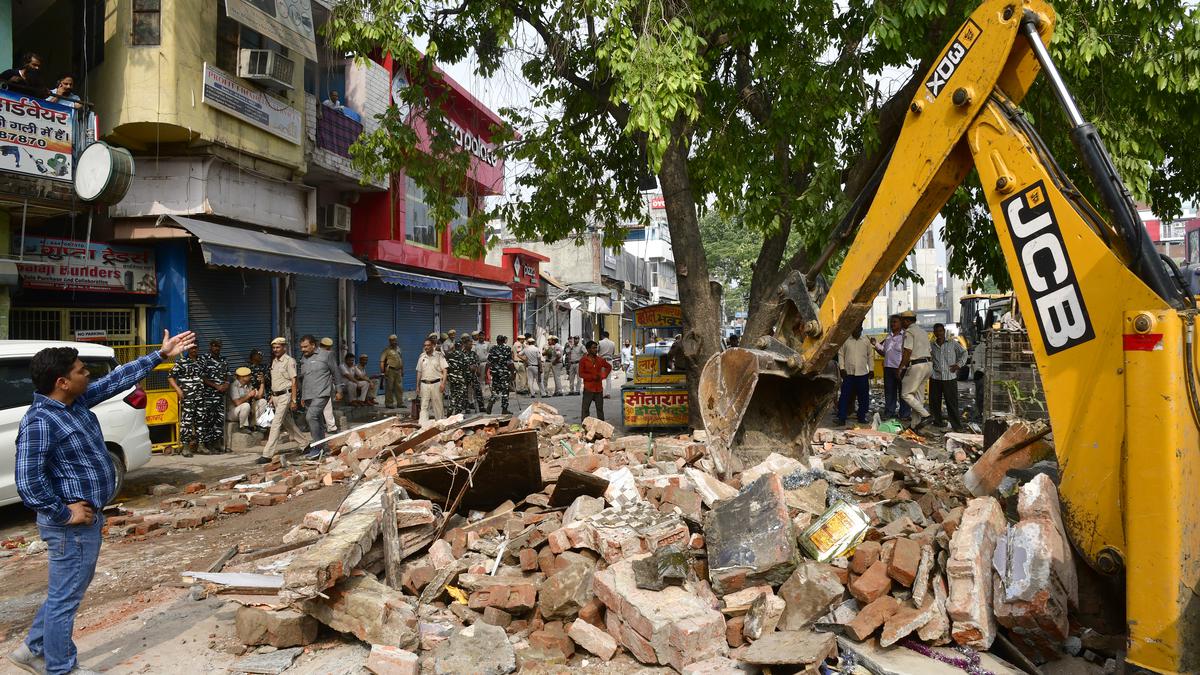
[221, 501, 248, 514]
[568, 618, 617, 661]
[845, 596, 900, 641]
[468, 583, 538, 613]
[888, 538, 921, 587]
[849, 559, 893, 604]
[725, 616, 745, 648]
[481, 606, 512, 628]
[249, 493, 275, 507]
[529, 629, 575, 659]
[538, 548, 557, 575]
[401, 564, 435, 595]
[184, 482, 206, 494]
[579, 598, 605, 628]
[519, 548, 539, 572]
[365, 645, 418, 675]
[849, 541, 881, 575]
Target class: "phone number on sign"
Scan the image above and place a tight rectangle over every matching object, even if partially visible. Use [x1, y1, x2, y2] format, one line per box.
[0, 129, 48, 148]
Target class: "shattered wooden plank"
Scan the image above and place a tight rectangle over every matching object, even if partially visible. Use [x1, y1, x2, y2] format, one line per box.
[548, 468, 609, 508]
[382, 479, 402, 590]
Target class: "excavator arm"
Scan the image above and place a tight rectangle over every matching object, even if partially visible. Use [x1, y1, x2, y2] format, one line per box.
[698, 2, 1200, 672]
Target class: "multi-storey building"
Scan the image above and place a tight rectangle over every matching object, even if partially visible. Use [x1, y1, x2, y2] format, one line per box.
[0, 1, 544, 392]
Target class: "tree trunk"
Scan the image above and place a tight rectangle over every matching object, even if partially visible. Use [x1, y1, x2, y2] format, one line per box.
[658, 129, 723, 429]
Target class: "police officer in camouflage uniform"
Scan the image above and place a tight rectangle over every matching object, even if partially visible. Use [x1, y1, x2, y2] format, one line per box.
[196, 339, 230, 453]
[168, 345, 208, 457]
[445, 337, 473, 415]
[486, 335, 515, 414]
[460, 335, 482, 414]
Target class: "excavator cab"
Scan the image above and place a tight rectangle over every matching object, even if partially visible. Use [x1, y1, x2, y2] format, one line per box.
[698, 2, 1199, 671]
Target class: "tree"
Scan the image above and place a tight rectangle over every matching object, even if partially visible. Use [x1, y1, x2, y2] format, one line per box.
[329, 0, 1200, 426]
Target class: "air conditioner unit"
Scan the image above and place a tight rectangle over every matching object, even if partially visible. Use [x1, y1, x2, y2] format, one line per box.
[319, 204, 352, 233]
[238, 49, 295, 91]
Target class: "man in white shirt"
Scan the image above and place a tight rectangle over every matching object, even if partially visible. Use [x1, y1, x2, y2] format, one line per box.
[521, 338, 543, 398]
[898, 310, 934, 430]
[355, 354, 377, 406]
[929, 323, 968, 431]
[597, 331, 617, 398]
[835, 323, 874, 425]
[416, 339, 449, 424]
[542, 336, 565, 396]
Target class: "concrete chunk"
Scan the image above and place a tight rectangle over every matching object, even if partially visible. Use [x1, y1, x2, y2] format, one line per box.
[777, 562, 844, 630]
[235, 606, 318, 648]
[704, 474, 799, 594]
[946, 496, 1005, 648]
[431, 623, 516, 675]
[567, 618, 618, 660]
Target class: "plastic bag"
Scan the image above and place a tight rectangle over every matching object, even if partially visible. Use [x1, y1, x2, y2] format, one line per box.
[257, 403, 275, 428]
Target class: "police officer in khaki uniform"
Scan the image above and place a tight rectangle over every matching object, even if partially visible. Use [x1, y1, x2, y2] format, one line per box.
[380, 334, 403, 408]
[416, 338, 449, 423]
[260, 337, 306, 464]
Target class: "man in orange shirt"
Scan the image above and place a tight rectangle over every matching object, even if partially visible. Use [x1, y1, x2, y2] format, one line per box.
[577, 340, 613, 420]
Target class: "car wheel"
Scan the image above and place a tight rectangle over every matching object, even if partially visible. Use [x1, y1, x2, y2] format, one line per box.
[107, 449, 127, 503]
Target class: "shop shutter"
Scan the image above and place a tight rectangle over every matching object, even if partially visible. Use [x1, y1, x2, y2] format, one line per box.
[187, 264, 275, 370]
[292, 275, 340, 349]
[395, 290, 436, 390]
[355, 280, 395, 382]
[440, 294, 480, 338]
[488, 301, 514, 341]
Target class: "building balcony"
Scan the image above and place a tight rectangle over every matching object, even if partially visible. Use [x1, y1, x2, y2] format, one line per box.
[304, 94, 385, 192]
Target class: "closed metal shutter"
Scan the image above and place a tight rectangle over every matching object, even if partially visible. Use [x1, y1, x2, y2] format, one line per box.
[488, 301, 513, 341]
[292, 275, 339, 347]
[355, 280, 395, 390]
[188, 264, 274, 368]
[440, 295, 479, 338]
[395, 290, 435, 390]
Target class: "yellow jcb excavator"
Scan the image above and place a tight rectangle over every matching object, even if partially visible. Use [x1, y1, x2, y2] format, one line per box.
[697, 1, 1199, 672]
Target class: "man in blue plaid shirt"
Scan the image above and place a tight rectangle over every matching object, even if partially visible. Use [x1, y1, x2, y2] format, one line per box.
[8, 330, 195, 675]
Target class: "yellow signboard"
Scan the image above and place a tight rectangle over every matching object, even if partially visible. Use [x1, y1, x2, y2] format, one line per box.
[145, 391, 179, 426]
[634, 304, 683, 329]
[623, 388, 689, 428]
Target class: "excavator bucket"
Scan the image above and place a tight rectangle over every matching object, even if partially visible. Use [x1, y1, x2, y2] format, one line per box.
[698, 271, 838, 477]
[698, 344, 837, 477]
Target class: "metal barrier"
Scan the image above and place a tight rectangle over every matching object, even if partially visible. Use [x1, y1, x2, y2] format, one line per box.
[114, 344, 180, 453]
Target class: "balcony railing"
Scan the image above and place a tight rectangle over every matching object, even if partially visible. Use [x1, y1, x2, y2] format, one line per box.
[315, 106, 363, 158]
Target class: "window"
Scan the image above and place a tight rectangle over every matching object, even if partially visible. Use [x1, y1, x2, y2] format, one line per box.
[918, 230, 935, 249]
[1166, 220, 1186, 241]
[132, 0, 161, 45]
[0, 357, 117, 410]
[448, 196, 472, 253]
[405, 177, 439, 248]
[1188, 229, 1200, 265]
[649, 262, 659, 288]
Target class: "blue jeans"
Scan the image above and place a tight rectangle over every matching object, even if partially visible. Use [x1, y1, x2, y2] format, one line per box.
[836, 374, 871, 422]
[26, 512, 104, 675]
[883, 367, 910, 419]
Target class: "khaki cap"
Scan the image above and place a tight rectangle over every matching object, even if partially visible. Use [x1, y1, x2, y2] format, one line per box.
[388, 334, 398, 340]
[448, 329, 457, 335]
[270, 337, 287, 345]
[235, 366, 252, 376]
[899, 310, 917, 319]
[319, 337, 333, 347]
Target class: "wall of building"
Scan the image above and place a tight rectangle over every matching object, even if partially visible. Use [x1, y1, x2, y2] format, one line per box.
[0, 0, 11, 68]
[500, 239, 599, 285]
[91, 0, 306, 170]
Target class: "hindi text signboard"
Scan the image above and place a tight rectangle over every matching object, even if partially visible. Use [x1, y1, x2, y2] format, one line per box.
[0, 90, 73, 182]
[17, 236, 156, 294]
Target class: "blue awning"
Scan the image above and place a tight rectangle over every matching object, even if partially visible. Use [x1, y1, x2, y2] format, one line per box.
[373, 265, 460, 293]
[461, 280, 513, 300]
[165, 215, 367, 281]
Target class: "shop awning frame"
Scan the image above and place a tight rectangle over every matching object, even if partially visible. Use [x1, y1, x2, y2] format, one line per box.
[461, 280, 513, 300]
[372, 264, 461, 293]
[163, 215, 367, 281]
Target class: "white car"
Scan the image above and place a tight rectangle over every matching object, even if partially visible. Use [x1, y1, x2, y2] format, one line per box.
[0, 341, 154, 507]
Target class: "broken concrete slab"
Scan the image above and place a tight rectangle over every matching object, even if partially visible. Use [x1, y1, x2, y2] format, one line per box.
[301, 574, 418, 649]
[777, 562, 844, 630]
[742, 591, 786, 640]
[538, 552, 596, 620]
[684, 467, 738, 507]
[235, 606, 318, 648]
[837, 636, 1025, 675]
[229, 646, 303, 674]
[430, 622, 516, 675]
[282, 478, 385, 602]
[366, 644, 419, 675]
[704, 474, 799, 594]
[740, 630, 837, 669]
[632, 544, 688, 591]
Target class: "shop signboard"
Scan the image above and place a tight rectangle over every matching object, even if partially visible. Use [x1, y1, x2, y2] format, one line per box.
[0, 90, 74, 182]
[202, 63, 302, 144]
[622, 389, 689, 427]
[634, 304, 683, 328]
[16, 236, 157, 294]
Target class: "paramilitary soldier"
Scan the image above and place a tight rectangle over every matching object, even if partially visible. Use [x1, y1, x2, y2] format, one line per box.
[169, 344, 219, 457]
[486, 335, 515, 414]
[445, 336, 474, 415]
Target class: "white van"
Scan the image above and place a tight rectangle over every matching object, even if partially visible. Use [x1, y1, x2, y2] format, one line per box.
[0, 341, 154, 507]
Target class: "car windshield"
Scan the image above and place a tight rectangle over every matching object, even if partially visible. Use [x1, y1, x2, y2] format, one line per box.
[0, 357, 117, 410]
